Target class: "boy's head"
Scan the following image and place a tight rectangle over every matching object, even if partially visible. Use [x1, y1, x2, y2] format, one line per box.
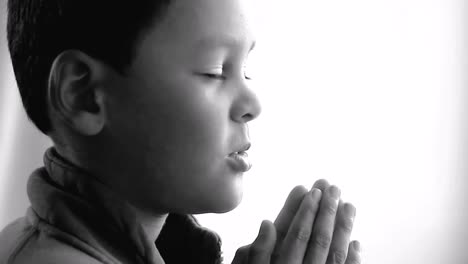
[7, 0, 171, 134]
[7, 0, 261, 214]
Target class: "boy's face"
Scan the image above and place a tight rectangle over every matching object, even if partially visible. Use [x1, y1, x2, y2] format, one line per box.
[102, 0, 260, 214]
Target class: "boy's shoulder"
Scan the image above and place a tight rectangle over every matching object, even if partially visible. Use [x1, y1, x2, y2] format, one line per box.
[0, 209, 105, 264]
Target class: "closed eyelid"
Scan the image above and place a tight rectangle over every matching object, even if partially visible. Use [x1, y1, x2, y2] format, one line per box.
[198, 61, 251, 77]
[201, 66, 223, 73]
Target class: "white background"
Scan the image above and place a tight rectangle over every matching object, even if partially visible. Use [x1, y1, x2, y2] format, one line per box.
[1, 0, 467, 263]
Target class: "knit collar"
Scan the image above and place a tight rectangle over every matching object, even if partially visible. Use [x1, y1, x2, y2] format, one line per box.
[27, 147, 222, 264]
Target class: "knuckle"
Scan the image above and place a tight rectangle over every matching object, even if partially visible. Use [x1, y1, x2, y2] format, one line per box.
[306, 205, 318, 216]
[313, 232, 332, 249]
[340, 217, 354, 233]
[303, 197, 318, 214]
[331, 250, 347, 264]
[324, 202, 338, 215]
[291, 226, 312, 243]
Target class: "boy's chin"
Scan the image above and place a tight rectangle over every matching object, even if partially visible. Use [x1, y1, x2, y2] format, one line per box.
[197, 177, 244, 214]
[192, 191, 244, 214]
[211, 197, 243, 214]
[214, 186, 244, 213]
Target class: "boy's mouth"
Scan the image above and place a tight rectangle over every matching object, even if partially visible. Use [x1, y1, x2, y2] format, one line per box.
[227, 151, 251, 172]
[227, 143, 252, 172]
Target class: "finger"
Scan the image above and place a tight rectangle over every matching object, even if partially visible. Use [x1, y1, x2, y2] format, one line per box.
[312, 179, 330, 192]
[326, 202, 356, 264]
[304, 185, 341, 264]
[344, 241, 361, 264]
[274, 186, 308, 243]
[247, 220, 277, 264]
[275, 188, 322, 264]
[232, 245, 251, 264]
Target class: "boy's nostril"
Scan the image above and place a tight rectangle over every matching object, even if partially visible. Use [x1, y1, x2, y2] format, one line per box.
[242, 113, 254, 122]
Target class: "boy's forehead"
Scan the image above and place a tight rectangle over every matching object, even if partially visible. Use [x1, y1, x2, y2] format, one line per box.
[194, 34, 256, 53]
[135, 0, 255, 61]
[163, 0, 253, 40]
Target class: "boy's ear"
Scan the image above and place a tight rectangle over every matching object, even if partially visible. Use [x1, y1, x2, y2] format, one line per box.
[48, 50, 108, 136]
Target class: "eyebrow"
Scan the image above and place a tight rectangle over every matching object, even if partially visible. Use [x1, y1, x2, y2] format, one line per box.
[195, 34, 256, 52]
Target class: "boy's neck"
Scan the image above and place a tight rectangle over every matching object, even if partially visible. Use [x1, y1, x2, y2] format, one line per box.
[53, 142, 169, 242]
[133, 207, 169, 242]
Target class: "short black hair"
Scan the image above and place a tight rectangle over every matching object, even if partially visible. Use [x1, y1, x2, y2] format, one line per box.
[7, 0, 171, 134]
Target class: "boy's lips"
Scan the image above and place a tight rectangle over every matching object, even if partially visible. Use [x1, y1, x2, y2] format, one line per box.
[227, 142, 252, 172]
[227, 151, 252, 172]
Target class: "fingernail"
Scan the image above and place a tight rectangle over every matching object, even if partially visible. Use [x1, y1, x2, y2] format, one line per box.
[328, 185, 341, 200]
[344, 203, 356, 219]
[310, 188, 322, 199]
[353, 241, 361, 253]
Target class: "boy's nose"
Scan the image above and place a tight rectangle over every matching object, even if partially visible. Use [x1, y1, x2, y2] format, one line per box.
[230, 82, 262, 123]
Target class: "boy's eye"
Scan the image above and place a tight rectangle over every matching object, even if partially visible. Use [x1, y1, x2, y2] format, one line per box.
[202, 73, 226, 80]
[199, 66, 225, 80]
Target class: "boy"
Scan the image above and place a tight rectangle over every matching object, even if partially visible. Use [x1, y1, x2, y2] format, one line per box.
[0, 0, 361, 263]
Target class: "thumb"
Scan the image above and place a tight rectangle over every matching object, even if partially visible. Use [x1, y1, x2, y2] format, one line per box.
[247, 220, 277, 264]
[232, 245, 251, 264]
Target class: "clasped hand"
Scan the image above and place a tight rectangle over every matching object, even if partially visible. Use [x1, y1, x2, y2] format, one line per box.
[232, 180, 361, 264]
